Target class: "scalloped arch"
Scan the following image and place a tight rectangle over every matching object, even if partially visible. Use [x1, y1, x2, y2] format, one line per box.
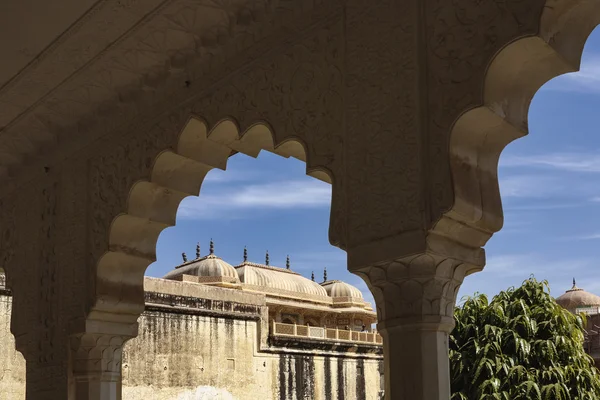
[91, 116, 334, 324]
[436, 0, 600, 255]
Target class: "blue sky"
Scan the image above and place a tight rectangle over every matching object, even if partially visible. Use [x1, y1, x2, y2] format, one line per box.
[147, 27, 600, 310]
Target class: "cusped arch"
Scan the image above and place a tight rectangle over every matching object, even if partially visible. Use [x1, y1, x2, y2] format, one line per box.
[92, 116, 335, 324]
[437, 0, 600, 263]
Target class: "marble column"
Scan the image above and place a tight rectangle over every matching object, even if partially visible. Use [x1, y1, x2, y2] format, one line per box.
[351, 239, 484, 400]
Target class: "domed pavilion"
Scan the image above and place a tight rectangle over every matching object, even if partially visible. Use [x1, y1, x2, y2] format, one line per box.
[555, 278, 600, 315]
[162, 242, 377, 331]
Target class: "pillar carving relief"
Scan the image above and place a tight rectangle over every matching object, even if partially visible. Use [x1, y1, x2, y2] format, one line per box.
[351, 232, 484, 399]
[70, 329, 135, 400]
[340, 3, 600, 398]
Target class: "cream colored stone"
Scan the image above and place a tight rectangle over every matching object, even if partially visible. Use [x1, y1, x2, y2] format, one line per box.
[0, 280, 382, 400]
[1, 1, 600, 399]
[0, 294, 25, 400]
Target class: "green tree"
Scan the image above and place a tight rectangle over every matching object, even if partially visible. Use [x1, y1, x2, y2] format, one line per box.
[450, 277, 600, 400]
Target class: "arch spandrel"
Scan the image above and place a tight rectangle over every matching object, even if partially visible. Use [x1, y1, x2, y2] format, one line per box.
[342, 0, 600, 270]
[91, 114, 342, 326]
[438, 0, 600, 261]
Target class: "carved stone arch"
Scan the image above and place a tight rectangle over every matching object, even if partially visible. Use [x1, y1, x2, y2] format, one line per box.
[435, 0, 600, 265]
[92, 116, 338, 327]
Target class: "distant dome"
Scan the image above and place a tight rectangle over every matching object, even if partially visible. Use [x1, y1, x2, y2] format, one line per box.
[321, 280, 363, 300]
[321, 280, 370, 309]
[555, 279, 600, 312]
[163, 254, 240, 284]
[236, 261, 330, 302]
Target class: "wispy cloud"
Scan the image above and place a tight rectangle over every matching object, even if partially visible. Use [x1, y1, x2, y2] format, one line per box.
[543, 54, 600, 93]
[460, 253, 596, 299]
[576, 233, 600, 240]
[178, 180, 331, 220]
[503, 202, 584, 211]
[483, 253, 592, 277]
[203, 169, 260, 183]
[498, 175, 560, 198]
[501, 153, 600, 173]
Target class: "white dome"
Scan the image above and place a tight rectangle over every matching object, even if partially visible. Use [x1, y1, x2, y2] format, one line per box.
[163, 254, 239, 283]
[321, 280, 363, 299]
[236, 261, 330, 302]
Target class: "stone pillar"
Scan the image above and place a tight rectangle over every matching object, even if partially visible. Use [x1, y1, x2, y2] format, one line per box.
[351, 237, 484, 400]
[69, 322, 137, 400]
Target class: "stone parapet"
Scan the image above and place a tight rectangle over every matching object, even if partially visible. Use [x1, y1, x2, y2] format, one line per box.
[271, 321, 383, 346]
[144, 291, 265, 322]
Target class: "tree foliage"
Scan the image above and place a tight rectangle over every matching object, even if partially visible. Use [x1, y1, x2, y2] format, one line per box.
[450, 277, 600, 400]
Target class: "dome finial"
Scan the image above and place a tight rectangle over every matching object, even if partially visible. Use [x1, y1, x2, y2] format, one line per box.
[243, 246, 248, 262]
[265, 250, 270, 266]
[323, 267, 327, 282]
[311, 271, 315, 282]
[196, 242, 201, 259]
[573, 277, 577, 289]
[182, 252, 188, 263]
[210, 238, 214, 255]
[286, 255, 290, 269]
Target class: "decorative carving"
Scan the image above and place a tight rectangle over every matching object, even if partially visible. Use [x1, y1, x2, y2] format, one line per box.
[426, 0, 545, 223]
[37, 181, 60, 364]
[89, 11, 345, 285]
[88, 106, 190, 267]
[343, 0, 422, 248]
[0, 0, 315, 177]
[70, 333, 127, 382]
[355, 252, 474, 332]
[0, 196, 16, 278]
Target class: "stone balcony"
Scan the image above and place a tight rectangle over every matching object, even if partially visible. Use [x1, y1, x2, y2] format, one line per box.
[271, 321, 383, 346]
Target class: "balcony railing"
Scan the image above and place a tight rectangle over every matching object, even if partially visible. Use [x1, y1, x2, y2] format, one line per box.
[272, 321, 383, 345]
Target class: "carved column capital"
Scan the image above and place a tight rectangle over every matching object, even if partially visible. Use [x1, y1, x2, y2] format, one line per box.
[353, 241, 483, 333]
[69, 321, 137, 399]
[352, 237, 484, 400]
[70, 333, 128, 382]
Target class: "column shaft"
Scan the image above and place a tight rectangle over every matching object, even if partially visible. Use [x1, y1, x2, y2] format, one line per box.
[381, 320, 453, 399]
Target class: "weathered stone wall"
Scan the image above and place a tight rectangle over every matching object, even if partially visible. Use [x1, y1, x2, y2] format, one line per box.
[0, 280, 383, 400]
[0, 290, 25, 400]
[123, 309, 381, 400]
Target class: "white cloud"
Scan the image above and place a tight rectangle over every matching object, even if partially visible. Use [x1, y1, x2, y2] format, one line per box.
[577, 233, 600, 240]
[202, 169, 259, 183]
[483, 253, 592, 277]
[498, 175, 559, 198]
[543, 54, 600, 93]
[178, 180, 331, 220]
[501, 153, 600, 173]
[503, 202, 583, 211]
[229, 181, 330, 208]
[459, 253, 596, 300]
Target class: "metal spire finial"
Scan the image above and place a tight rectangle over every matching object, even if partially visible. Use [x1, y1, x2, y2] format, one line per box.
[573, 277, 577, 288]
[196, 242, 201, 259]
[323, 267, 327, 282]
[210, 238, 214, 255]
[311, 271, 315, 282]
[243, 246, 248, 262]
[265, 250, 270, 266]
[182, 252, 188, 263]
[286, 255, 290, 269]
